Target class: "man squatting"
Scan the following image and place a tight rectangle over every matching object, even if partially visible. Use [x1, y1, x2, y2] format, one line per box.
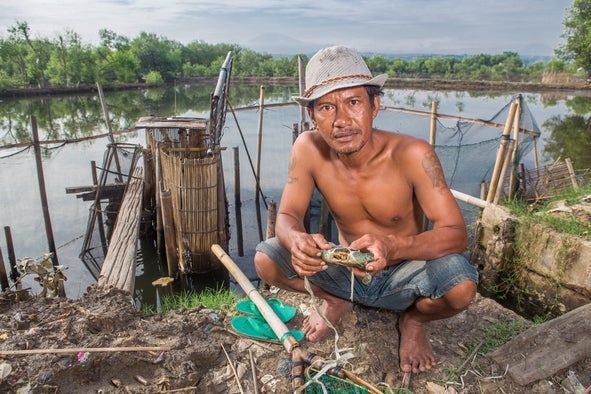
[254, 45, 478, 374]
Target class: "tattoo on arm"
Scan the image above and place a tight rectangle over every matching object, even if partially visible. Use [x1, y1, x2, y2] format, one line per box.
[287, 152, 298, 184]
[422, 151, 446, 191]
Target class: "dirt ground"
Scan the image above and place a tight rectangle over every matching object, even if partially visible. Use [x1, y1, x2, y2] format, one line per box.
[0, 285, 589, 394]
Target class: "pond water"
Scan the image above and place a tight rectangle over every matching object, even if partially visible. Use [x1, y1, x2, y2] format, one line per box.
[0, 83, 587, 307]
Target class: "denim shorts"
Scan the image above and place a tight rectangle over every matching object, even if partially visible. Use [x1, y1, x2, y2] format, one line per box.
[256, 237, 478, 311]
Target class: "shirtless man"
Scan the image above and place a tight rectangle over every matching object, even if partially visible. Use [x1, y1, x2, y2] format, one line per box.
[254, 46, 478, 374]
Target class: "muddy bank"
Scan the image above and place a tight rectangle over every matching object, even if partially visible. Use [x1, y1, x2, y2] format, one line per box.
[0, 286, 588, 393]
[3, 77, 591, 99]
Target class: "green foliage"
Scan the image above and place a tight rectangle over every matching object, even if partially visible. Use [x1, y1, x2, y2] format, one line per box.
[156, 287, 241, 314]
[556, 0, 591, 74]
[143, 71, 164, 85]
[0, 20, 582, 92]
[469, 319, 533, 354]
[543, 112, 591, 170]
[506, 183, 591, 240]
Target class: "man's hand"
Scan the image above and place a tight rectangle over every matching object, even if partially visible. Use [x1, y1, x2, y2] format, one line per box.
[289, 232, 332, 277]
[349, 234, 395, 274]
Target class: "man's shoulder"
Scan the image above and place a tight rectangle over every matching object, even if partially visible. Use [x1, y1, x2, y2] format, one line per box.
[377, 129, 430, 152]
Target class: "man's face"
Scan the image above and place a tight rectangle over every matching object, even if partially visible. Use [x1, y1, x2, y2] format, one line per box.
[309, 86, 379, 155]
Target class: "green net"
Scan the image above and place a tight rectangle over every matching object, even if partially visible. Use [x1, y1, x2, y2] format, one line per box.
[304, 369, 414, 393]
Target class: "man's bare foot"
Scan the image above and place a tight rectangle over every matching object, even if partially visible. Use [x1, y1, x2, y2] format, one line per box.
[398, 311, 436, 374]
[303, 298, 352, 342]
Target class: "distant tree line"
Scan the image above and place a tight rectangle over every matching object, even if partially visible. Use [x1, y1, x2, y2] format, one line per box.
[1, 9, 587, 92]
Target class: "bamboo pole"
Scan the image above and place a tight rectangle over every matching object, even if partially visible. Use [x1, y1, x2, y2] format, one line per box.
[160, 189, 178, 278]
[255, 85, 265, 242]
[429, 100, 438, 145]
[96, 81, 123, 182]
[0, 246, 9, 291]
[265, 201, 277, 240]
[565, 158, 579, 190]
[451, 189, 490, 209]
[486, 102, 518, 202]
[211, 244, 294, 352]
[233, 147, 244, 256]
[31, 116, 59, 267]
[4, 227, 19, 284]
[211, 244, 384, 394]
[494, 139, 515, 204]
[91, 161, 108, 256]
[298, 56, 306, 132]
[0, 345, 171, 356]
[508, 95, 522, 201]
[380, 105, 539, 137]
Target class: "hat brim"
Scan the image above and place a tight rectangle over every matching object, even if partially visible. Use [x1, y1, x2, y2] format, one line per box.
[292, 73, 388, 106]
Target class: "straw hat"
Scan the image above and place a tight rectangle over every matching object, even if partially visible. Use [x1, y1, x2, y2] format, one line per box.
[293, 45, 388, 106]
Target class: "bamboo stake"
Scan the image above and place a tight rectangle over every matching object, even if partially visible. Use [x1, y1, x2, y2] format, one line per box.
[487, 102, 518, 202]
[565, 158, 579, 189]
[31, 116, 59, 267]
[0, 246, 9, 291]
[255, 85, 265, 242]
[4, 227, 19, 285]
[0, 346, 171, 356]
[298, 56, 306, 131]
[508, 95, 522, 201]
[494, 139, 515, 204]
[429, 100, 438, 145]
[265, 201, 277, 240]
[233, 147, 244, 256]
[96, 81, 123, 182]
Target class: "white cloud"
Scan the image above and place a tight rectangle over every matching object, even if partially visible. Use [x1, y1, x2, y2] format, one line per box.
[0, 0, 572, 55]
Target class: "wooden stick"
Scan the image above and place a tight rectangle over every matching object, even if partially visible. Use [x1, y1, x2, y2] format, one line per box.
[0, 346, 170, 356]
[401, 371, 412, 389]
[249, 348, 259, 394]
[342, 369, 383, 394]
[221, 344, 245, 394]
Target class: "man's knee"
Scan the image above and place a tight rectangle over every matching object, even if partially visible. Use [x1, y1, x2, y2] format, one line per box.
[445, 279, 477, 312]
[253, 251, 271, 278]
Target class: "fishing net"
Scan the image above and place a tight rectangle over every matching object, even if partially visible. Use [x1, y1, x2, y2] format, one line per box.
[304, 369, 413, 393]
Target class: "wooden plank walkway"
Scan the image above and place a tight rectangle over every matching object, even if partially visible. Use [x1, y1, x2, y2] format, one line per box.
[97, 167, 144, 293]
[488, 302, 591, 386]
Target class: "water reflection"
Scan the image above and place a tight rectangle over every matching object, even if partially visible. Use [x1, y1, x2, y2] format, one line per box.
[0, 84, 586, 306]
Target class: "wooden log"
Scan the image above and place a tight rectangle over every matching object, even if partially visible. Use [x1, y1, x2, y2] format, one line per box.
[488, 303, 591, 386]
[97, 167, 144, 293]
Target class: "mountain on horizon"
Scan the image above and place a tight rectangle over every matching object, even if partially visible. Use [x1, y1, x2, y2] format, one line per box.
[242, 33, 326, 56]
[242, 34, 551, 64]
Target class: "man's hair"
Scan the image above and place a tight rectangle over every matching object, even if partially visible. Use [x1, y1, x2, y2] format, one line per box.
[307, 85, 384, 113]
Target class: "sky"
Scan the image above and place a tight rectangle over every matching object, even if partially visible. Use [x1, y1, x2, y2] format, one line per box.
[1, 0, 574, 57]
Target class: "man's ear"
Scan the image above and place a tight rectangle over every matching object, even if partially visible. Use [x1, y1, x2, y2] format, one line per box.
[372, 95, 381, 119]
